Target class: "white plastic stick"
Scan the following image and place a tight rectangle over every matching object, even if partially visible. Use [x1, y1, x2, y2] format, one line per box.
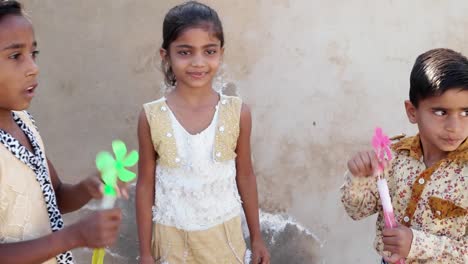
[377, 178, 405, 264]
[101, 195, 116, 210]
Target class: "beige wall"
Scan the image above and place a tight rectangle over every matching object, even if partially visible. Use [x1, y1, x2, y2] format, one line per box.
[22, 0, 468, 263]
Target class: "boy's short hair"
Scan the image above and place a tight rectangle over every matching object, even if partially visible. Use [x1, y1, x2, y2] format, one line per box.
[410, 48, 468, 107]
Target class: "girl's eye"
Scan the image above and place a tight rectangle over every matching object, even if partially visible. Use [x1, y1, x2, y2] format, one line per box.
[433, 110, 446, 116]
[178, 50, 190, 56]
[461, 110, 468, 117]
[8, 53, 20, 60]
[206, 49, 217, 55]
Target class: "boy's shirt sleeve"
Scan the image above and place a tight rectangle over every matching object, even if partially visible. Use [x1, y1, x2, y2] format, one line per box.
[340, 150, 398, 221]
[408, 227, 467, 263]
[340, 170, 380, 220]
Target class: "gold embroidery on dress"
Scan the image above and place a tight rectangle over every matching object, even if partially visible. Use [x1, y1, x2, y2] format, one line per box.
[144, 95, 242, 168]
[214, 95, 241, 162]
[144, 99, 179, 168]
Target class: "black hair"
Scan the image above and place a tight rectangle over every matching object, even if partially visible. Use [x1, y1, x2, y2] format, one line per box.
[0, 1, 24, 22]
[409, 48, 468, 107]
[161, 1, 224, 86]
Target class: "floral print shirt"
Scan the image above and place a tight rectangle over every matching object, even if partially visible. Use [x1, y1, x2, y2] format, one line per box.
[341, 135, 467, 263]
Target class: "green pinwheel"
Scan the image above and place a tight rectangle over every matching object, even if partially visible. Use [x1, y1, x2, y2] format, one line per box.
[96, 140, 139, 196]
[92, 140, 138, 264]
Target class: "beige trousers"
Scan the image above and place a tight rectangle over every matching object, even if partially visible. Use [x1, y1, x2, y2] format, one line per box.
[152, 216, 246, 264]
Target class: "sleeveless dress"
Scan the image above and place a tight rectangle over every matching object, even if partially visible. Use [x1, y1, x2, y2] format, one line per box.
[143, 95, 247, 264]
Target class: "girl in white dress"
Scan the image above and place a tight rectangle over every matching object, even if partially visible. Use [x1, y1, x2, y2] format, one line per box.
[136, 1, 270, 264]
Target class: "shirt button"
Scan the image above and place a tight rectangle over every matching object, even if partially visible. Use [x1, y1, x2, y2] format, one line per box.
[221, 99, 227, 105]
[418, 178, 425, 185]
[161, 106, 167, 112]
[166, 132, 172, 138]
[216, 152, 222, 157]
[403, 216, 410, 223]
[219, 126, 225, 132]
[175, 157, 180, 163]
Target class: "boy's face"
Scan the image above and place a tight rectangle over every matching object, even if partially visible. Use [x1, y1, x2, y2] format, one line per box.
[405, 89, 468, 153]
[0, 15, 38, 112]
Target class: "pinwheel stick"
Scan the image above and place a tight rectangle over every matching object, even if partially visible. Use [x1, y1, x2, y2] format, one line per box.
[101, 195, 116, 210]
[377, 175, 397, 229]
[372, 128, 405, 264]
[92, 140, 138, 264]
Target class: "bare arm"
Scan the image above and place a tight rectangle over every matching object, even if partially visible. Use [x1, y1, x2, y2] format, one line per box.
[48, 158, 102, 214]
[235, 104, 270, 264]
[0, 209, 122, 264]
[136, 109, 157, 260]
[0, 226, 80, 264]
[235, 104, 262, 241]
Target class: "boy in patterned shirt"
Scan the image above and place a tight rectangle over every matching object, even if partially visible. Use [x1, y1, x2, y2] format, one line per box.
[341, 48, 467, 263]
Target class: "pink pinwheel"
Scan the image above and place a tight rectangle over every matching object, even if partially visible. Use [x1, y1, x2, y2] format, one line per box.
[372, 127, 393, 174]
[372, 127, 405, 264]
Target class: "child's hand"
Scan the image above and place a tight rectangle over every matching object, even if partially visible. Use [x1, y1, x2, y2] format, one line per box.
[72, 208, 122, 248]
[251, 238, 270, 264]
[81, 175, 104, 200]
[81, 174, 129, 200]
[115, 180, 130, 199]
[347, 150, 388, 177]
[382, 224, 413, 263]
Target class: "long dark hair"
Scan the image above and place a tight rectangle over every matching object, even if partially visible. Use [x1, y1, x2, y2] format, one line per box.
[161, 1, 224, 86]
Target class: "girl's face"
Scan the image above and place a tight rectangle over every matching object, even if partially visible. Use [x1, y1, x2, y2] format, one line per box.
[162, 26, 223, 90]
[0, 15, 38, 112]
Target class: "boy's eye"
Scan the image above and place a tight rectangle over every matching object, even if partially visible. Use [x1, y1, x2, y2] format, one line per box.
[32, 50, 40, 59]
[433, 110, 446, 116]
[461, 110, 468, 117]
